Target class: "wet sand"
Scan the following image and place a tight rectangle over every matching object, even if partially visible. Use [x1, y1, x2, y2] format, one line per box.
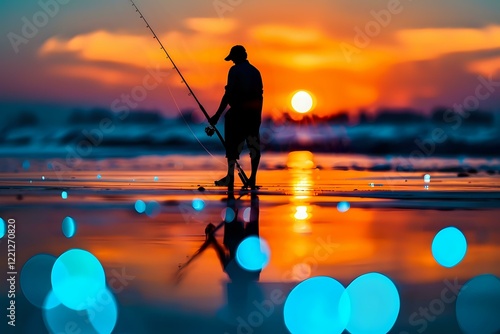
[1, 153, 500, 333]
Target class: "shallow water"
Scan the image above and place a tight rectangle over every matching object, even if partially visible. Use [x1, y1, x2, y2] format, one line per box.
[1, 153, 500, 333]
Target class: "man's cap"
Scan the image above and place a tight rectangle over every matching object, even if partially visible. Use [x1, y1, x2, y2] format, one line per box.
[225, 45, 247, 61]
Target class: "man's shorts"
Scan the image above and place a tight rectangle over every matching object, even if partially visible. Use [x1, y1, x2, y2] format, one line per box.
[224, 108, 261, 161]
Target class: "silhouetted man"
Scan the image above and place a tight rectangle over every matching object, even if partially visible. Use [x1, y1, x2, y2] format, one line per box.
[209, 45, 263, 190]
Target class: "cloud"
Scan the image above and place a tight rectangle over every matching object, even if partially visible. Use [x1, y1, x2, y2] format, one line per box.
[249, 24, 355, 70]
[251, 24, 324, 45]
[50, 64, 136, 86]
[394, 25, 500, 62]
[337, 25, 500, 73]
[37, 28, 233, 89]
[184, 17, 237, 34]
[468, 56, 500, 77]
[38, 30, 165, 69]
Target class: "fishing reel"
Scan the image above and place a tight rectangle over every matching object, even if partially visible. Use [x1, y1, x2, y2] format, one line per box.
[205, 126, 215, 137]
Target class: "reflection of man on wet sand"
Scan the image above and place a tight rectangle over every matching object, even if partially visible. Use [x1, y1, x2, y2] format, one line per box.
[175, 194, 261, 285]
[174, 195, 289, 332]
[207, 194, 261, 282]
[206, 193, 263, 327]
[175, 194, 263, 326]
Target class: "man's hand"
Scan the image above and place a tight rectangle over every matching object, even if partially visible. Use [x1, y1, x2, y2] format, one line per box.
[205, 126, 215, 137]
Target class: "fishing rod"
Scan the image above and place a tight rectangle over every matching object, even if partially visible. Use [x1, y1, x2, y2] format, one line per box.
[129, 0, 250, 188]
[172, 220, 225, 284]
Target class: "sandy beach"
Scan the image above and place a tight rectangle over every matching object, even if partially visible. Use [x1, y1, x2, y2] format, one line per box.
[1, 152, 499, 333]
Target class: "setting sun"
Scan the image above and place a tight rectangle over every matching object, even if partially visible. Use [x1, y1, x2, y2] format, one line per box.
[291, 90, 314, 113]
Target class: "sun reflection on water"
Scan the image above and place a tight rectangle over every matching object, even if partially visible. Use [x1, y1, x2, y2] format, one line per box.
[287, 151, 316, 235]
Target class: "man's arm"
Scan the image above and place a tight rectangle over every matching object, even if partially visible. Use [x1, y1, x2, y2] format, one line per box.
[210, 67, 237, 125]
[210, 90, 228, 125]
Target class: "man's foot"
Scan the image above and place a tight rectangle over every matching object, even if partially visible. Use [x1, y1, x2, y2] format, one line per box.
[242, 177, 257, 190]
[214, 175, 234, 187]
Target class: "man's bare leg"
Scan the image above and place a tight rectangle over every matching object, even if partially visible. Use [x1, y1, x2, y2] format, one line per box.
[248, 152, 260, 189]
[215, 159, 235, 191]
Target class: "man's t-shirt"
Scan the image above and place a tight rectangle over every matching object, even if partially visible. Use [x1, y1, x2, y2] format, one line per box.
[224, 60, 263, 128]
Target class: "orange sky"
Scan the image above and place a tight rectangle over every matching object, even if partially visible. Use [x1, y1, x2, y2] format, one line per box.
[1, 0, 500, 118]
